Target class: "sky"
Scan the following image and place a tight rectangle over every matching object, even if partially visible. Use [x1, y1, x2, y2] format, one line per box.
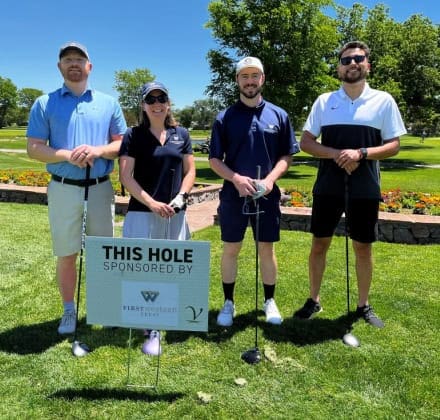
[1, 0, 439, 110]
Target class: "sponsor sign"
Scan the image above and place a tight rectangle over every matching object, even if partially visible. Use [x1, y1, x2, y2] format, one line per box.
[85, 236, 210, 331]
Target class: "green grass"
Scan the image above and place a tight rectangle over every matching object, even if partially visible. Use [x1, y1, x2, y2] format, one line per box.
[0, 202, 439, 418]
[1, 128, 439, 193]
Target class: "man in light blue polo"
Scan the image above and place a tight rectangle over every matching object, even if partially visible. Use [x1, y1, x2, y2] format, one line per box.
[27, 42, 127, 335]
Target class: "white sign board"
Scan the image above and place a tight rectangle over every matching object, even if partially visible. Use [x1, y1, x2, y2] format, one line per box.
[85, 236, 210, 332]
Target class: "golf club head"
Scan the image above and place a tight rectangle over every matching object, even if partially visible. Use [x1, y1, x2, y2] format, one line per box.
[71, 340, 91, 357]
[241, 348, 261, 364]
[342, 332, 360, 348]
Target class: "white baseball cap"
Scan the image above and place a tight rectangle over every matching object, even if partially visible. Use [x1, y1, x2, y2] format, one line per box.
[236, 56, 264, 75]
[59, 42, 89, 60]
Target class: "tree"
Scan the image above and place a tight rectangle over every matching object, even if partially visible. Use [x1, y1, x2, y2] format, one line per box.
[114, 68, 155, 125]
[0, 76, 18, 128]
[334, 4, 440, 132]
[205, 0, 338, 127]
[17, 88, 44, 125]
[174, 106, 194, 129]
[191, 98, 222, 129]
[18, 88, 43, 109]
[398, 15, 440, 129]
[174, 98, 222, 130]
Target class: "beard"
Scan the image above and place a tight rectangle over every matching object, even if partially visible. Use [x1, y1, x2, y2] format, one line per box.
[61, 67, 87, 83]
[239, 84, 262, 99]
[339, 67, 368, 84]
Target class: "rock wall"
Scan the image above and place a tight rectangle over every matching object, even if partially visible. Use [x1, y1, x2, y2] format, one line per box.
[1, 184, 439, 244]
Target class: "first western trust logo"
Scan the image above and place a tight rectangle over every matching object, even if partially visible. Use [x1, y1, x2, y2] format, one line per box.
[141, 290, 203, 323]
[141, 290, 159, 303]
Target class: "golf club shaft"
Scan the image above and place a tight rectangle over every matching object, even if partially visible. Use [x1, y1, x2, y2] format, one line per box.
[254, 165, 261, 348]
[73, 165, 90, 342]
[344, 173, 350, 315]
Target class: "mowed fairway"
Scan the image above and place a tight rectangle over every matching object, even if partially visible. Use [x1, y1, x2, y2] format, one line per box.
[0, 202, 438, 418]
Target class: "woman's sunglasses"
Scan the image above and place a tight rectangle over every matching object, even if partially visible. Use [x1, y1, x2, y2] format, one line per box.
[144, 94, 168, 104]
[340, 55, 366, 66]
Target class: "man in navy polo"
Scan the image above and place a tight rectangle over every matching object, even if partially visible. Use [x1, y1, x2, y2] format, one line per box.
[209, 56, 299, 327]
[27, 42, 127, 335]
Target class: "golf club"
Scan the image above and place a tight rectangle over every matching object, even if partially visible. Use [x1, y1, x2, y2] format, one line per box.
[72, 165, 91, 357]
[242, 165, 263, 364]
[342, 173, 360, 348]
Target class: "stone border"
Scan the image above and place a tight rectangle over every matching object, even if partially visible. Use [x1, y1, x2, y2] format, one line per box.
[280, 206, 440, 245]
[1, 184, 439, 244]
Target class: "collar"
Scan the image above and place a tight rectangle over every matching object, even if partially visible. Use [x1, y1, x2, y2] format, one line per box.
[237, 98, 265, 110]
[338, 82, 370, 101]
[61, 83, 93, 97]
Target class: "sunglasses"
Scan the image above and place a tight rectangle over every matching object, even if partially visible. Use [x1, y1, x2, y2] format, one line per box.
[144, 94, 168, 104]
[340, 55, 366, 66]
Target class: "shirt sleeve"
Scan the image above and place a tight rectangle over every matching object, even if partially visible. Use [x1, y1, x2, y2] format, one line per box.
[110, 99, 128, 136]
[26, 97, 49, 141]
[208, 115, 225, 160]
[280, 113, 300, 156]
[179, 127, 193, 154]
[302, 97, 323, 138]
[381, 95, 407, 141]
[119, 127, 134, 157]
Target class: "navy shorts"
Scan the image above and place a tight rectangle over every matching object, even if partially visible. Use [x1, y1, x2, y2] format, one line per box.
[311, 195, 379, 243]
[218, 193, 281, 243]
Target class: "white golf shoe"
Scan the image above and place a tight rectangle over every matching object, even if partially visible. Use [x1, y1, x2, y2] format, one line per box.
[217, 299, 236, 327]
[263, 298, 283, 325]
[58, 311, 76, 335]
[142, 330, 162, 356]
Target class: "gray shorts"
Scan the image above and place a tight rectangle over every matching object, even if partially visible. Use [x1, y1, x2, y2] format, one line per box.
[122, 211, 190, 240]
[47, 180, 115, 256]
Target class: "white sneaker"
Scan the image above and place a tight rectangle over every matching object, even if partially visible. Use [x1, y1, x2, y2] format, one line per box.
[263, 298, 283, 325]
[217, 299, 236, 327]
[58, 311, 76, 334]
[142, 330, 162, 356]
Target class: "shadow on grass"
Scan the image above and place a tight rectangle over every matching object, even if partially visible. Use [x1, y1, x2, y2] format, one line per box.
[0, 319, 65, 355]
[0, 317, 139, 355]
[49, 388, 184, 402]
[262, 312, 357, 346]
[0, 311, 358, 354]
[164, 309, 358, 347]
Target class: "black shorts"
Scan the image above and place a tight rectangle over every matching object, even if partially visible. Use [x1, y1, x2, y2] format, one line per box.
[218, 194, 281, 243]
[311, 195, 379, 243]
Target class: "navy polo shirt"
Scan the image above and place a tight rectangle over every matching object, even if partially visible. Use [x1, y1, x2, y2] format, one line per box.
[27, 84, 127, 179]
[303, 84, 407, 199]
[209, 99, 299, 199]
[119, 125, 193, 212]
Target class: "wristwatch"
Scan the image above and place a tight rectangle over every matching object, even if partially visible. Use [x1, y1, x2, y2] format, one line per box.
[359, 147, 368, 160]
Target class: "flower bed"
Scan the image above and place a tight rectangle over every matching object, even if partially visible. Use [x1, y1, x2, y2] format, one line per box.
[282, 187, 440, 216]
[1, 170, 439, 216]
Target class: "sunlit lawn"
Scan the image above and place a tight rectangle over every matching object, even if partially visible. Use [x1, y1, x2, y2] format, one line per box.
[0, 203, 439, 418]
[0, 128, 439, 194]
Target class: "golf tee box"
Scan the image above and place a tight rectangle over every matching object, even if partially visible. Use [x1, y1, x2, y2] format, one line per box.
[85, 236, 210, 332]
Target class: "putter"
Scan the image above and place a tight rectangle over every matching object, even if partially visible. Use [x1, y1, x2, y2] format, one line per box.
[72, 165, 91, 357]
[342, 173, 360, 348]
[242, 165, 263, 364]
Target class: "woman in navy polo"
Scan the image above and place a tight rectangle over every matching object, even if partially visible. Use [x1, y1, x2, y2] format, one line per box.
[119, 81, 195, 354]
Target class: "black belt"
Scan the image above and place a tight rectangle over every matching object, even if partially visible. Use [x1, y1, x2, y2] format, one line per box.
[51, 174, 109, 187]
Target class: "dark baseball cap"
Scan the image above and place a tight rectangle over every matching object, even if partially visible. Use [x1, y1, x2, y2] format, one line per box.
[141, 81, 169, 98]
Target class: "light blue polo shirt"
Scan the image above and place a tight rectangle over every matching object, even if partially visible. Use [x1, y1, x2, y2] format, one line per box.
[27, 84, 127, 179]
